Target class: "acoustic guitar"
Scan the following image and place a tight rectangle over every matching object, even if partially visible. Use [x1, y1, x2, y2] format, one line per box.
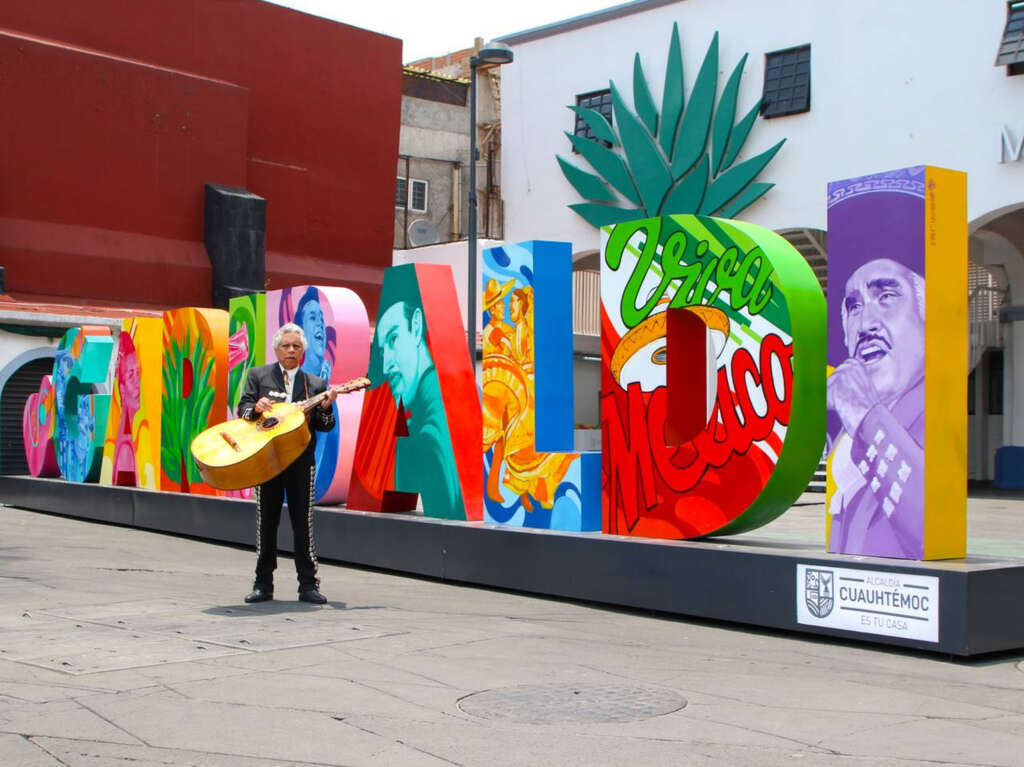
[190, 376, 371, 491]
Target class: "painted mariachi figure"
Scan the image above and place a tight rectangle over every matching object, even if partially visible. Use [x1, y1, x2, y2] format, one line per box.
[481, 279, 574, 511]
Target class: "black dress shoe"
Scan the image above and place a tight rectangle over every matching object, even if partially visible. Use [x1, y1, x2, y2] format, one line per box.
[298, 588, 327, 605]
[245, 586, 273, 603]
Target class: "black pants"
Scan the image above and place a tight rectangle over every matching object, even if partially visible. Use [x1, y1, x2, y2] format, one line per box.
[253, 453, 319, 592]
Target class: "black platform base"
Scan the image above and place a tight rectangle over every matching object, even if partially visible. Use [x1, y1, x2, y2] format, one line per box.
[2, 475, 1023, 657]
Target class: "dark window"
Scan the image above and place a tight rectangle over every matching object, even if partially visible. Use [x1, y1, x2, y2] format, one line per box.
[996, 1, 1024, 68]
[987, 350, 1004, 415]
[761, 45, 811, 118]
[968, 370, 976, 416]
[395, 177, 407, 207]
[573, 89, 613, 149]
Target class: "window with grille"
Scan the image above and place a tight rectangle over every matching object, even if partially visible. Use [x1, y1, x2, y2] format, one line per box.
[395, 177, 428, 213]
[573, 89, 614, 149]
[996, 1, 1024, 71]
[761, 45, 811, 118]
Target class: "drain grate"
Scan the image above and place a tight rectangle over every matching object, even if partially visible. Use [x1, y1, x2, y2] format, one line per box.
[457, 684, 686, 724]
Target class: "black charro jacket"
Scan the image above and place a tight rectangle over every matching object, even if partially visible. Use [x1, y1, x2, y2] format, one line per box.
[236, 363, 335, 458]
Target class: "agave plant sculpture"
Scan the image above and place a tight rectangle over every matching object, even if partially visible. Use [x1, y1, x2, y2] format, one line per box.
[558, 24, 784, 228]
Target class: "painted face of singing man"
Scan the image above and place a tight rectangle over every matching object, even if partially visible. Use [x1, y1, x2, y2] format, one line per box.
[841, 258, 926, 408]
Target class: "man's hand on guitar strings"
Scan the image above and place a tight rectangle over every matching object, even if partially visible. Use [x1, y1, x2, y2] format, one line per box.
[321, 388, 339, 409]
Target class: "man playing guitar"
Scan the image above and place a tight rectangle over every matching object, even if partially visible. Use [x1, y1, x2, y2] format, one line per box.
[238, 323, 338, 604]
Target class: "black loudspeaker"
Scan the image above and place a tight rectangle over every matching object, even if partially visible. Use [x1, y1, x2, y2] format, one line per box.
[203, 183, 266, 308]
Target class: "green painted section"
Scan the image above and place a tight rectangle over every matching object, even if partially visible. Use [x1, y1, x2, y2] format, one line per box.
[710, 217, 826, 536]
[228, 293, 266, 413]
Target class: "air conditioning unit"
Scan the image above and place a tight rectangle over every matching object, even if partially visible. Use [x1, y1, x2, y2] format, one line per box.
[407, 219, 440, 247]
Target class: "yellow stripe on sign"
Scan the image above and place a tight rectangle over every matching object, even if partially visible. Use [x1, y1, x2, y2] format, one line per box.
[922, 166, 967, 560]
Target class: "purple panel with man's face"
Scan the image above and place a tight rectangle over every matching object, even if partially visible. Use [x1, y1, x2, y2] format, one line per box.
[826, 166, 927, 559]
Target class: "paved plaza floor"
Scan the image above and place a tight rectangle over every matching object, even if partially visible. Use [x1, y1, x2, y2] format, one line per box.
[0, 493, 1022, 766]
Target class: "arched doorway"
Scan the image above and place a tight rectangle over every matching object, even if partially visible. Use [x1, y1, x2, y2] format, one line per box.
[969, 205, 1024, 482]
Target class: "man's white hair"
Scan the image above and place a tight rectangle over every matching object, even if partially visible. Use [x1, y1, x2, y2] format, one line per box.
[273, 322, 307, 350]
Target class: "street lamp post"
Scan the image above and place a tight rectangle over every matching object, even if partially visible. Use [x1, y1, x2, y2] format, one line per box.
[467, 41, 514, 366]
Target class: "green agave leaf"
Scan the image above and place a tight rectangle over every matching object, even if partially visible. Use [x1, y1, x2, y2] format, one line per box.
[711, 53, 748, 176]
[160, 446, 179, 481]
[557, 156, 618, 202]
[632, 54, 658, 136]
[609, 81, 671, 215]
[566, 132, 641, 206]
[720, 182, 773, 219]
[659, 154, 709, 215]
[671, 31, 718, 178]
[659, 22, 684, 156]
[569, 202, 645, 228]
[700, 139, 785, 215]
[721, 100, 761, 171]
[568, 105, 619, 146]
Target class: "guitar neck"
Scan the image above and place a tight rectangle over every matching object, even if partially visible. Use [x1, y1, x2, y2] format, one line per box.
[297, 377, 371, 413]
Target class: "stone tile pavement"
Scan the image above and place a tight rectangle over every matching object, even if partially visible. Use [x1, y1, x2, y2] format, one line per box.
[0, 494, 1022, 766]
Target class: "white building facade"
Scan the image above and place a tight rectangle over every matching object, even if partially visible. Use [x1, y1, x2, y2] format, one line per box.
[499, 0, 1024, 481]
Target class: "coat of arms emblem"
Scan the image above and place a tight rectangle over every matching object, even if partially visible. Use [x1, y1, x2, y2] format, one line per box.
[804, 568, 834, 618]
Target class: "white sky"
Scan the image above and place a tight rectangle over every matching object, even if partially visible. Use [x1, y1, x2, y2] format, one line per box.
[264, 0, 616, 62]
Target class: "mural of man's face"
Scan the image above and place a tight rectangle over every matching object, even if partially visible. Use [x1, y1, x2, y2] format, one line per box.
[378, 302, 425, 405]
[842, 259, 925, 405]
[299, 299, 326, 359]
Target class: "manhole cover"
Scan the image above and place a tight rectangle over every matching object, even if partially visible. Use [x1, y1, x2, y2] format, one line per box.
[457, 684, 686, 724]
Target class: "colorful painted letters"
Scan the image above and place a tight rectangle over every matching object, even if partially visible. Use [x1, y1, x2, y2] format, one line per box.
[53, 326, 115, 483]
[22, 373, 59, 477]
[349, 264, 482, 520]
[159, 308, 229, 494]
[265, 286, 369, 503]
[600, 215, 826, 538]
[825, 166, 967, 560]
[100, 318, 163, 489]
[15, 198, 968, 563]
[481, 241, 601, 531]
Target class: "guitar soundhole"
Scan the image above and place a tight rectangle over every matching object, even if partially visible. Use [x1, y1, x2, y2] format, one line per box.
[261, 417, 279, 429]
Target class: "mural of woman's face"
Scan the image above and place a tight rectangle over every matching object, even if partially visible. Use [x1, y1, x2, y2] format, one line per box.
[119, 349, 141, 412]
[509, 293, 522, 323]
[299, 298, 326, 360]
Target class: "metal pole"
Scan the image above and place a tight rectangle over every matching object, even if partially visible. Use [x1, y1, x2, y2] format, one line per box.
[402, 155, 410, 249]
[467, 56, 479, 366]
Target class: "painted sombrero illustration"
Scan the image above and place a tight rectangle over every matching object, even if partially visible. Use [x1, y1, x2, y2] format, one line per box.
[482, 278, 516, 313]
[609, 303, 730, 392]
